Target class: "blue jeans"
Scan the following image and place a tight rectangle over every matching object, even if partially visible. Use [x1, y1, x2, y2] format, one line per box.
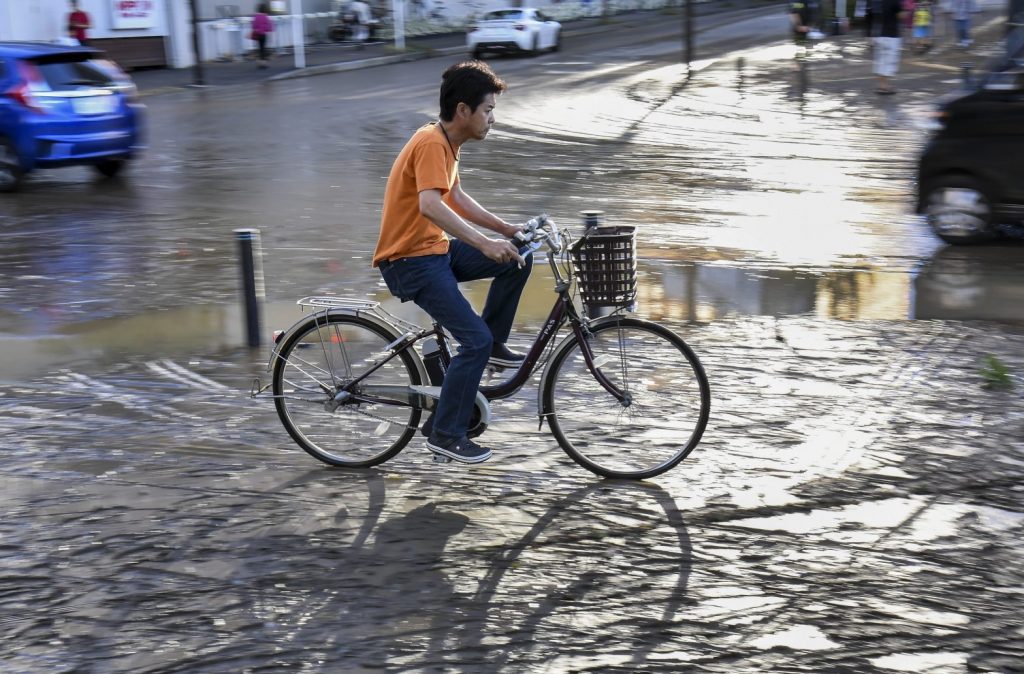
[379, 239, 533, 441]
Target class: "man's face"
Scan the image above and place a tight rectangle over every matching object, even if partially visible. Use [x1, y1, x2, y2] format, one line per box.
[464, 93, 497, 141]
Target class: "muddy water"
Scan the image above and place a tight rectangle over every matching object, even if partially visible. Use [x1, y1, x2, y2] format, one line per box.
[9, 247, 1024, 381]
[2, 18, 1023, 672]
[3, 25, 1020, 383]
[3, 316, 1022, 671]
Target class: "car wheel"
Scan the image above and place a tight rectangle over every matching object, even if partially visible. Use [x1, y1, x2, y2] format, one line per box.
[0, 137, 24, 193]
[924, 175, 997, 245]
[94, 158, 126, 178]
[552, 29, 561, 52]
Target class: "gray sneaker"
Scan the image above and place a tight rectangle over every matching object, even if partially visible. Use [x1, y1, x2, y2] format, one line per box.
[425, 435, 492, 464]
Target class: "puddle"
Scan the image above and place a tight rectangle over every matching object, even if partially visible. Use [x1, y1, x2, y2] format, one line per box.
[5, 247, 1022, 381]
[749, 624, 840, 651]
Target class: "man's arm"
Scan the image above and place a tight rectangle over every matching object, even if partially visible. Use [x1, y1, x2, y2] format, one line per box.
[419, 189, 524, 265]
[446, 181, 519, 239]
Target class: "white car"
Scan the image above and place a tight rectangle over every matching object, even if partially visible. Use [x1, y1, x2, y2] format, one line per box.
[467, 8, 562, 58]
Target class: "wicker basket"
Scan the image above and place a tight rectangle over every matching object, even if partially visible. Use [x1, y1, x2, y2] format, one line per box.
[570, 225, 637, 308]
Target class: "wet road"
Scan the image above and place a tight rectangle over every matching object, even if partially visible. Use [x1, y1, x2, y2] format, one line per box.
[2, 6, 1024, 672]
[3, 317, 1022, 671]
[2, 7, 1022, 375]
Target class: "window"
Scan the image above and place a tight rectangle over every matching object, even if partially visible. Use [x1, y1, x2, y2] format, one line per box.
[484, 10, 524, 20]
[30, 58, 115, 91]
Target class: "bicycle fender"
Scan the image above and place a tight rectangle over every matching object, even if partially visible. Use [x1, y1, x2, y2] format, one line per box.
[535, 314, 650, 425]
[266, 309, 429, 387]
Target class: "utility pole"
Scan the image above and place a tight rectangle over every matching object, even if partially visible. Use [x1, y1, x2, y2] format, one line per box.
[292, 0, 306, 69]
[683, 0, 693, 75]
[188, 0, 205, 85]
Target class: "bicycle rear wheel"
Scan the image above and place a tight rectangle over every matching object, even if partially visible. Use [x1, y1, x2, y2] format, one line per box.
[542, 318, 710, 479]
[272, 314, 422, 467]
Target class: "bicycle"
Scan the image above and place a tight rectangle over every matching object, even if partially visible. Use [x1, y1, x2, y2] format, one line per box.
[253, 215, 710, 480]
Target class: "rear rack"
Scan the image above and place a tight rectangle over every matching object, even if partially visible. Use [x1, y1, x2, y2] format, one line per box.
[297, 296, 379, 311]
[295, 295, 424, 334]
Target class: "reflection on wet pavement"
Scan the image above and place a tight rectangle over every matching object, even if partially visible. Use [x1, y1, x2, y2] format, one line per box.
[2, 317, 1022, 670]
[3, 15, 1024, 670]
[7, 250, 1018, 380]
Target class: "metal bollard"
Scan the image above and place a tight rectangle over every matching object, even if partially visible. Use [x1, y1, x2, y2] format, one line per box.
[580, 209, 604, 230]
[961, 62, 973, 87]
[235, 228, 265, 348]
[579, 211, 611, 319]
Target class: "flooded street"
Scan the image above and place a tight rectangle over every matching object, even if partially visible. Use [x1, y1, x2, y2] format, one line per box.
[2, 8, 1023, 671]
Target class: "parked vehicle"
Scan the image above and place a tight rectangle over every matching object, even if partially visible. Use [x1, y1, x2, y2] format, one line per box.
[916, 38, 1024, 244]
[328, 0, 380, 43]
[0, 42, 144, 192]
[467, 8, 561, 59]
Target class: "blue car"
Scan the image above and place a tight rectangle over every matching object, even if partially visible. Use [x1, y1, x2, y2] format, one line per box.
[0, 42, 144, 192]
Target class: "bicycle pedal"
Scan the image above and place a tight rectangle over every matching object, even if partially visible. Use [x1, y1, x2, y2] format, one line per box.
[430, 451, 452, 464]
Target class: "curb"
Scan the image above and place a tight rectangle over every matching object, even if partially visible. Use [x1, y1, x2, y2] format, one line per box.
[267, 2, 788, 82]
[267, 45, 466, 81]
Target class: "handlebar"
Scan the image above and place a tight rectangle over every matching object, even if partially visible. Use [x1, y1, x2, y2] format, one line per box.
[513, 214, 564, 255]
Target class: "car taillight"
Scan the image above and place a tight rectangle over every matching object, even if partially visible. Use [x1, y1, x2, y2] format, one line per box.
[5, 82, 45, 113]
[514, 23, 526, 30]
[7, 62, 47, 113]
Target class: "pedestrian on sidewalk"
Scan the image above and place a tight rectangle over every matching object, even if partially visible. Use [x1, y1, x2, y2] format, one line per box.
[790, 0, 814, 57]
[902, 0, 916, 32]
[951, 0, 978, 47]
[874, 0, 906, 94]
[66, 0, 90, 46]
[251, 3, 275, 68]
[912, 0, 934, 52]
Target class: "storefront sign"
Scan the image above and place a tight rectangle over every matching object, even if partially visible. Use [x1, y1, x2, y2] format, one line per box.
[110, 0, 156, 29]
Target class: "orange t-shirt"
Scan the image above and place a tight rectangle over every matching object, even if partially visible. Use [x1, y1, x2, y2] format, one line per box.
[373, 123, 458, 267]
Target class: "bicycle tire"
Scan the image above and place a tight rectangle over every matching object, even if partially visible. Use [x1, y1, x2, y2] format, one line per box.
[541, 317, 710, 480]
[272, 314, 422, 467]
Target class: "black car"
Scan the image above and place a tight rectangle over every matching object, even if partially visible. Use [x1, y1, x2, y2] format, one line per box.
[916, 40, 1024, 244]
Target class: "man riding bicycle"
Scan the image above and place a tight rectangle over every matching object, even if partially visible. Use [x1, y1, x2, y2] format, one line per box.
[373, 61, 531, 465]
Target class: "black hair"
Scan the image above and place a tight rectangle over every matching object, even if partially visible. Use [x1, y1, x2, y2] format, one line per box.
[439, 61, 507, 122]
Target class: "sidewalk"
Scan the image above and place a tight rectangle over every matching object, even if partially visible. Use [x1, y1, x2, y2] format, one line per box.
[132, 1, 786, 95]
[801, 3, 1014, 99]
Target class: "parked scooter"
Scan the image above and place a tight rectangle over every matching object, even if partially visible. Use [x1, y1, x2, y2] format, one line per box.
[329, 0, 379, 42]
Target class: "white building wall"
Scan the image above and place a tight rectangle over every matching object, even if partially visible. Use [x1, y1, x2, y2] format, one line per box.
[0, 0, 173, 42]
[0, 0, 65, 42]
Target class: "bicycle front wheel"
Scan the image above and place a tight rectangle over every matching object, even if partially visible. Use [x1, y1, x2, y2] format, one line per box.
[272, 314, 422, 467]
[542, 318, 710, 480]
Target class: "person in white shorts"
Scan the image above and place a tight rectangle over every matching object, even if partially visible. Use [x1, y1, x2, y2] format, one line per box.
[873, 0, 907, 94]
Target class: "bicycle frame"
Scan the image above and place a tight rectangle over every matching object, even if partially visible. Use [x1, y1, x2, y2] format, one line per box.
[353, 253, 628, 409]
[264, 236, 630, 412]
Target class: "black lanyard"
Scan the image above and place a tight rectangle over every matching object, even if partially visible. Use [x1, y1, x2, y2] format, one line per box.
[437, 122, 459, 161]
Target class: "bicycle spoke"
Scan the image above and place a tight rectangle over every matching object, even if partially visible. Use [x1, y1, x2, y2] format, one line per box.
[545, 319, 709, 479]
[273, 315, 422, 467]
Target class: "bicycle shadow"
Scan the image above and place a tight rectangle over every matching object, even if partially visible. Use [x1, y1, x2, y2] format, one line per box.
[227, 471, 692, 670]
[452, 480, 693, 669]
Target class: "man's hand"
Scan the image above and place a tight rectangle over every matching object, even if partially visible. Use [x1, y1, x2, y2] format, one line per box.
[480, 238, 526, 267]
